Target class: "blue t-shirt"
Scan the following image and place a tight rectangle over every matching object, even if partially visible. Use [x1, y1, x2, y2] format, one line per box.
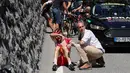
[52, 0, 63, 9]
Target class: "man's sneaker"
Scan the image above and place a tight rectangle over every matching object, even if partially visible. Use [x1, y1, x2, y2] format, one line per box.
[77, 59, 83, 68]
[68, 64, 75, 71]
[71, 62, 77, 66]
[52, 64, 58, 71]
[95, 56, 105, 67]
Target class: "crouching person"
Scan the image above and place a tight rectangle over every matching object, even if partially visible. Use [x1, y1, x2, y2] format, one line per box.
[50, 29, 75, 71]
[71, 21, 105, 70]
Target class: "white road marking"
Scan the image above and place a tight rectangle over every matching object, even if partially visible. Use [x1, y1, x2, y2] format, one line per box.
[56, 66, 63, 73]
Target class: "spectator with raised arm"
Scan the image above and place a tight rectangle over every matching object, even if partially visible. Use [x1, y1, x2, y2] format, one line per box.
[50, 29, 75, 71]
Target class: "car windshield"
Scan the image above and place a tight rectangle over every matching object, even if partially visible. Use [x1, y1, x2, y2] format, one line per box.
[92, 3, 130, 17]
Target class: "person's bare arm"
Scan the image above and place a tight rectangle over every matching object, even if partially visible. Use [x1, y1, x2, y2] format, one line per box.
[72, 5, 82, 12]
[50, 33, 64, 41]
[63, 2, 68, 10]
[41, 1, 52, 10]
[79, 40, 85, 46]
[63, 1, 71, 13]
[66, 39, 73, 48]
[41, 3, 46, 11]
[67, 1, 71, 9]
[50, 33, 56, 42]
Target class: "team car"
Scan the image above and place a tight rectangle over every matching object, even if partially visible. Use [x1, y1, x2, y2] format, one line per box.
[87, 3, 130, 48]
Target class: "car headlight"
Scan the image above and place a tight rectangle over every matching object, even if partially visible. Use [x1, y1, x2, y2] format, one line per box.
[90, 24, 105, 30]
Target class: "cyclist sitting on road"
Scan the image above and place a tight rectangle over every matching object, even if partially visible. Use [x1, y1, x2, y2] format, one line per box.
[50, 29, 75, 71]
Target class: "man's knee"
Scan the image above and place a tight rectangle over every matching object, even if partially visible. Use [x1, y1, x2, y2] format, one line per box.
[85, 46, 104, 57]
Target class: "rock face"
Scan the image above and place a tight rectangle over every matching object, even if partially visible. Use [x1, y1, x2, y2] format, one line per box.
[0, 0, 45, 73]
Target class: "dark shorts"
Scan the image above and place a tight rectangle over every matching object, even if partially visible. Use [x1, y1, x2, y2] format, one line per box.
[52, 8, 62, 25]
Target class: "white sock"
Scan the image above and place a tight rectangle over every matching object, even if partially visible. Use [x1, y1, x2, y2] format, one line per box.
[68, 61, 72, 65]
[54, 58, 57, 65]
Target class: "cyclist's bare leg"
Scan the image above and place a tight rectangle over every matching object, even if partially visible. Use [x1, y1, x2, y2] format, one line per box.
[53, 46, 60, 65]
[63, 46, 72, 65]
[48, 18, 60, 31]
[55, 23, 59, 30]
[48, 18, 56, 31]
[52, 23, 59, 31]
[61, 41, 72, 65]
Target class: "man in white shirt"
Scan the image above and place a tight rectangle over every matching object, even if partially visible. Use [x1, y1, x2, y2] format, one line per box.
[72, 21, 105, 70]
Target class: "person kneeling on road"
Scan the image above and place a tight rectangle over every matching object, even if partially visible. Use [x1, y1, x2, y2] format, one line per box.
[71, 21, 105, 70]
[50, 29, 75, 71]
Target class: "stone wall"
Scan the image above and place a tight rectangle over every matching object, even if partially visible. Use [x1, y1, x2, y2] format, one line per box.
[0, 0, 45, 73]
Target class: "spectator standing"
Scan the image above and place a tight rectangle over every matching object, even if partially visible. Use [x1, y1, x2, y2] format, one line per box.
[50, 0, 64, 31]
[49, 0, 72, 32]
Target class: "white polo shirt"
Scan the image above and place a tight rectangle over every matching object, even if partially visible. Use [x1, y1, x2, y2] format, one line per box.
[81, 29, 105, 53]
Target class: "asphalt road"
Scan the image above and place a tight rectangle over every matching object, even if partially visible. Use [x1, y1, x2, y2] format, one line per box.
[38, 28, 130, 73]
